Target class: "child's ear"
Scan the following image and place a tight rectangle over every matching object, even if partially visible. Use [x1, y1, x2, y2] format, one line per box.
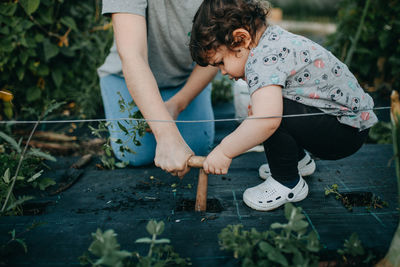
[232, 28, 252, 49]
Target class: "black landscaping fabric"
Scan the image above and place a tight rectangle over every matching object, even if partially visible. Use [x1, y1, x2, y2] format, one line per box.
[0, 102, 398, 267]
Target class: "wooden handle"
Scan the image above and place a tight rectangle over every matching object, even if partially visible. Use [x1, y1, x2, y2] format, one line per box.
[195, 169, 208, 212]
[187, 156, 206, 168]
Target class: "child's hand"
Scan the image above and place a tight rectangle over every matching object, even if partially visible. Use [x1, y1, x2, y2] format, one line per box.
[203, 145, 232, 175]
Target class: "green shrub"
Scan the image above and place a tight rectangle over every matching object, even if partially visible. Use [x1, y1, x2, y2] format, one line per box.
[327, 0, 400, 94]
[0, 0, 113, 119]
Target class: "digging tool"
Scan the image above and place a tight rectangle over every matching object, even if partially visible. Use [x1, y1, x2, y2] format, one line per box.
[187, 156, 207, 212]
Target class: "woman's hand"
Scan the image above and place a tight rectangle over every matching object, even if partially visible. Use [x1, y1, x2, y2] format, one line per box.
[154, 133, 194, 178]
[203, 145, 232, 175]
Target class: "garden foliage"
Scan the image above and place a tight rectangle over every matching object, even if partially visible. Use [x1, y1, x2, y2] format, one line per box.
[219, 203, 321, 267]
[327, 0, 400, 93]
[0, 0, 113, 119]
[80, 220, 191, 267]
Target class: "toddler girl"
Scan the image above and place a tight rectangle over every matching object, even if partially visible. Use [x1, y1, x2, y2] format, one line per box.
[189, 0, 378, 211]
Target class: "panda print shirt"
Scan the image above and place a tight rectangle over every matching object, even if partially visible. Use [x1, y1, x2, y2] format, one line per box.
[245, 25, 378, 131]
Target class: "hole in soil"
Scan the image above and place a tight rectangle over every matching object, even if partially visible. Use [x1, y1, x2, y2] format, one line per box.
[340, 191, 387, 209]
[341, 191, 373, 206]
[175, 198, 224, 213]
[22, 201, 53, 215]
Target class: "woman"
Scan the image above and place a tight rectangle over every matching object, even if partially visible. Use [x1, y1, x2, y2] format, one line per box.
[98, 0, 218, 178]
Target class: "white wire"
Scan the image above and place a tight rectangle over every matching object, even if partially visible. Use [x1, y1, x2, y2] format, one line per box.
[0, 106, 390, 124]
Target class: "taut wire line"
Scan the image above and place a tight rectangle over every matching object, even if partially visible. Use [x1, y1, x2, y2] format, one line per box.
[0, 106, 390, 125]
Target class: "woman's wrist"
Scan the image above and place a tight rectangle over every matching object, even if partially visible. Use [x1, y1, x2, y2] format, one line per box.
[169, 91, 189, 113]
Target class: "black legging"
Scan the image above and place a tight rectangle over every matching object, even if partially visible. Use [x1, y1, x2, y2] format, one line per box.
[263, 98, 369, 182]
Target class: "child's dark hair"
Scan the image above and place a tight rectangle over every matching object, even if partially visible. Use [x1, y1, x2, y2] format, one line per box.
[190, 0, 270, 67]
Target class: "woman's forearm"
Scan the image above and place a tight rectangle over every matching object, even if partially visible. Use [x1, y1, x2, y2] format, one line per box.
[170, 65, 218, 112]
[112, 13, 180, 140]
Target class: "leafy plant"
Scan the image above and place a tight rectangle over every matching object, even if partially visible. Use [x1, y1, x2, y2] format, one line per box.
[327, 0, 400, 93]
[0, 131, 56, 215]
[89, 92, 148, 170]
[0, 101, 62, 215]
[80, 220, 191, 267]
[218, 203, 321, 266]
[0, 0, 113, 119]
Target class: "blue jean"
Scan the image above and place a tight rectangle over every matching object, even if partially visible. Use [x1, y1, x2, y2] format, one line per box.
[100, 74, 215, 166]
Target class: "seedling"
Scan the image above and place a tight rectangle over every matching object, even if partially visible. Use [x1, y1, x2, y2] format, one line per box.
[218, 203, 321, 266]
[80, 220, 191, 266]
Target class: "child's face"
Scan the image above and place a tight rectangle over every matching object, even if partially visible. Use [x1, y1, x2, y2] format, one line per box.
[208, 45, 249, 81]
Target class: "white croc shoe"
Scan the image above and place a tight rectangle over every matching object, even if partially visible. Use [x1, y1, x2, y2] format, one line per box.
[243, 176, 309, 211]
[259, 152, 316, 180]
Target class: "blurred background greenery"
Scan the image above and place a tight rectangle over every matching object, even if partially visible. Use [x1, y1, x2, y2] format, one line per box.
[0, 0, 398, 143]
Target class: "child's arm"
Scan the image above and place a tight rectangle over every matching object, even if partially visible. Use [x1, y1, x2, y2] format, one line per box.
[203, 85, 283, 174]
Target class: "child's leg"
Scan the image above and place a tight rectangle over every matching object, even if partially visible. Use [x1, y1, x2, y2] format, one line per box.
[243, 98, 369, 211]
[100, 74, 214, 166]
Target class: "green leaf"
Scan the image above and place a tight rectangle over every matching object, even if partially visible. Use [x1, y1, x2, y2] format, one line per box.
[89, 229, 131, 266]
[19, 52, 29, 64]
[60, 16, 78, 31]
[135, 237, 152, 244]
[27, 148, 56, 161]
[26, 87, 42, 102]
[0, 131, 21, 153]
[6, 196, 35, 211]
[37, 177, 56, 190]
[155, 221, 165, 235]
[0, 3, 17, 16]
[51, 69, 63, 88]
[27, 170, 43, 183]
[117, 122, 129, 135]
[43, 39, 59, 61]
[16, 67, 25, 81]
[291, 220, 309, 232]
[15, 238, 28, 253]
[267, 248, 288, 266]
[2, 168, 10, 184]
[20, 0, 40, 15]
[146, 220, 157, 235]
[259, 241, 274, 253]
[153, 238, 170, 244]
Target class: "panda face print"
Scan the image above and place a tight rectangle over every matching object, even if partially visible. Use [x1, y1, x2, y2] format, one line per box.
[286, 91, 304, 103]
[268, 32, 280, 41]
[332, 63, 343, 77]
[300, 50, 311, 64]
[351, 97, 361, 112]
[285, 79, 293, 88]
[278, 47, 290, 60]
[247, 72, 259, 87]
[263, 53, 279, 66]
[329, 87, 344, 101]
[294, 69, 311, 85]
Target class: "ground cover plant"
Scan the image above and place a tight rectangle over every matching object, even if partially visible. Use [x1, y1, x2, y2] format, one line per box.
[80, 220, 191, 267]
[0, 0, 113, 120]
[219, 203, 321, 267]
[219, 203, 378, 266]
